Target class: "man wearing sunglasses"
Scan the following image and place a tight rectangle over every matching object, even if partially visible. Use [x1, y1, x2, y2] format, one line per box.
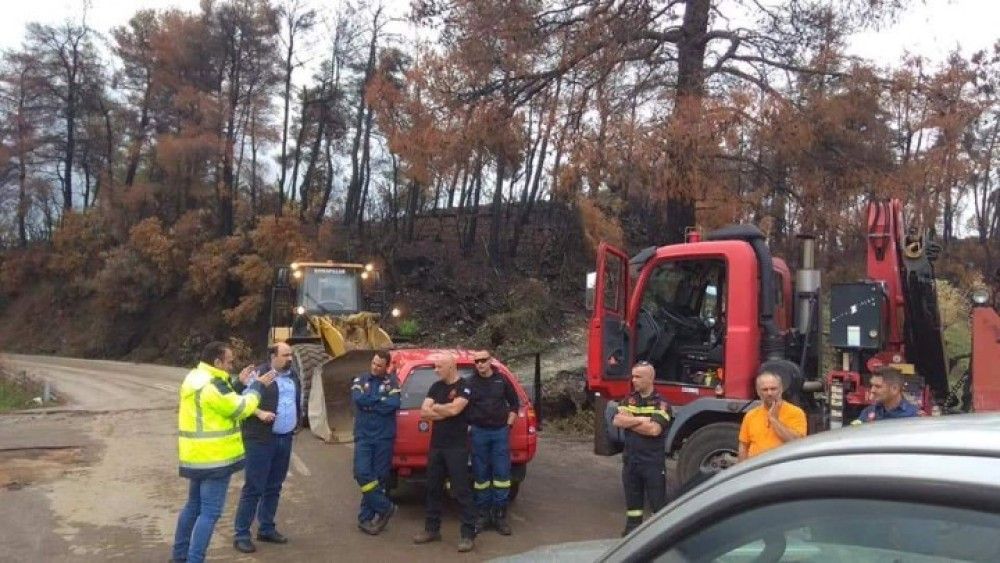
[465, 350, 520, 536]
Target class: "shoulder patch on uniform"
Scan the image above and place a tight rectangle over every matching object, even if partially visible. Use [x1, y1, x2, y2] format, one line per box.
[353, 377, 360, 383]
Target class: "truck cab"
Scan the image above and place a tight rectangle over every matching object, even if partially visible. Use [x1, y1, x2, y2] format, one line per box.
[587, 227, 821, 484]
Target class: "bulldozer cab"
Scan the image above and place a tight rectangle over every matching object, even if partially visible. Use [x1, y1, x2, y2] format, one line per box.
[268, 261, 393, 443]
[297, 265, 362, 316]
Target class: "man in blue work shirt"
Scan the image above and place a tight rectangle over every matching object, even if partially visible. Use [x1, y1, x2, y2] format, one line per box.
[233, 342, 300, 553]
[352, 350, 400, 535]
[853, 367, 921, 424]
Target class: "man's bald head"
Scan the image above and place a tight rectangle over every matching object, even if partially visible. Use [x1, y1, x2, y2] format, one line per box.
[631, 362, 656, 395]
[432, 353, 458, 381]
[755, 371, 783, 406]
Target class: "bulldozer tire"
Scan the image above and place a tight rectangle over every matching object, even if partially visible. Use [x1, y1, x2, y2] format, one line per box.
[292, 343, 331, 426]
[676, 422, 740, 487]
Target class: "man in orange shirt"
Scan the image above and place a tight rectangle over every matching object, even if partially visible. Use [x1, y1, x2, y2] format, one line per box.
[738, 362, 807, 461]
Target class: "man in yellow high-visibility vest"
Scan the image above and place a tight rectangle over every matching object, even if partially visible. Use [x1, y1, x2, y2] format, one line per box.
[171, 342, 276, 563]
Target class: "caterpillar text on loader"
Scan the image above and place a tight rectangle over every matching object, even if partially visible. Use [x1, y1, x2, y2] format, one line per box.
[268, 261, 394, 442]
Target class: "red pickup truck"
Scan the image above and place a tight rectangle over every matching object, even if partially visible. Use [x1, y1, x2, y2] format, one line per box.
[389, 349, 538, 500]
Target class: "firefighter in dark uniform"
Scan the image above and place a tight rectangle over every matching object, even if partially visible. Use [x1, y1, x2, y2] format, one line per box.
[612, 361, 672, 536]
[352, 350, 401, 535]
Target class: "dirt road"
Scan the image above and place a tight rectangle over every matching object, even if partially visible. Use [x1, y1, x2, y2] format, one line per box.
[0, 354, 627, 562]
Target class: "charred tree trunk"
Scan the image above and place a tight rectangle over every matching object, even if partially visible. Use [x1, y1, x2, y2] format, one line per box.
[288, 88, 310, 208]
[344, 8, 381, 225]
[664, 0, 711, 244]
[277, 27, 295, 215]
[488, 158, 506, 266]
[299, 91, 327, 221]
[124, 76, 151, 188]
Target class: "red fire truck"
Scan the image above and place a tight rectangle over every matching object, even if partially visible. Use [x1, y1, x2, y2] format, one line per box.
[587, 199, 1000, 484]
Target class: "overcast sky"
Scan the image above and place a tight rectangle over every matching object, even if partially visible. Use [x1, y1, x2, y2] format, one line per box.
[0, 0, 996, 68]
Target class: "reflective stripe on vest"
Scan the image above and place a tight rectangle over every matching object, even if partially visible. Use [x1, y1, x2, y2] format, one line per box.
[178, 363, 261, 471]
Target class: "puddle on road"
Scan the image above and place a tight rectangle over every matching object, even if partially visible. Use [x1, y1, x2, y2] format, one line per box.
[0, 447, 84, 491]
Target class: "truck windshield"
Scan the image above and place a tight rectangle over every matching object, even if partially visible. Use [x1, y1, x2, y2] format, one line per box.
[642, 259, 726, 317]
[300, 268, 360, 314]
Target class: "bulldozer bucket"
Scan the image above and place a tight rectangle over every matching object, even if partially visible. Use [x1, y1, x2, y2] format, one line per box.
[296, 312, 393, 442]
[307, 351, 377, 443]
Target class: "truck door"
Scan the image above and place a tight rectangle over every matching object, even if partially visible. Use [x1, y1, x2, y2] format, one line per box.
[587, 243, 633, 389]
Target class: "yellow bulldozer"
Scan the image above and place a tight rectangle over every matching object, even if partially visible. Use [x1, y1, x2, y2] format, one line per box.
[268, 261, 395, 442]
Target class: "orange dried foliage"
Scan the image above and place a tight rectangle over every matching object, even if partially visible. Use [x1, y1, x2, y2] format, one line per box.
[128, 218, 176, 277]
[187, 236, 245, 304]
[0, 250, 48, 297]
[577, 196, 624, 256]
[48, 211, 115, 284]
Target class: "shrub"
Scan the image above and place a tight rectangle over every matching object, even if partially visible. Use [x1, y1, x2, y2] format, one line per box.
[0, 250, 47, 298]
[187, 236, 246, 304]
[397, 318, 421, 339]
[473, 278, 558, 355]
[92, 246, 161, 315]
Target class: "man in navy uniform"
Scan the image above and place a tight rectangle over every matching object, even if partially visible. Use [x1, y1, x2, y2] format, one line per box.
[612, 361, 671, 536]
[853, 367, 920, 424]
[352, 350, 400, 534]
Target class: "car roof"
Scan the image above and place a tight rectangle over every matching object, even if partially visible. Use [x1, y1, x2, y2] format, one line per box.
[602, 415, 1000, 562]
[390, 348, 480, 364]
[682, 414, 1000, 502]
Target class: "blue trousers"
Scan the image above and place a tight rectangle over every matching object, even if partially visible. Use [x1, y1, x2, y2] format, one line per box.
[234, 434, 293, 540]
[172, 473, 232, 563]
[470, 425, 512, 510]
[354, 438, 393, 523]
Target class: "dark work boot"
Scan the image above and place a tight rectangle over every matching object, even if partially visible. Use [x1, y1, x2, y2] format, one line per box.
[493, 506, 511, 536]
[474, 508, 492, 533]
[373, 503, 397, 533]
[622, 516, 642, 537]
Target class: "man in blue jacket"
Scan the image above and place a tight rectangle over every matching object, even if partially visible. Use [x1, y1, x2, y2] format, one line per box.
[853, 367, 921, 424]
[352, 350, 400, 535]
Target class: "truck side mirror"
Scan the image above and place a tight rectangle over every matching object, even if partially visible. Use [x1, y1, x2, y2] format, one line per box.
[585, 271, 597, 312]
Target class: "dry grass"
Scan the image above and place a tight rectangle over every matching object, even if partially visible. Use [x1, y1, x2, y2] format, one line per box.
[542, 408, 595, 436]
[0, 361, 43, 412]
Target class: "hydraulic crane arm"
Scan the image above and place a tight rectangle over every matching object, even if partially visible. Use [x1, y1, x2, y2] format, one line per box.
[866, 200, 949, 400]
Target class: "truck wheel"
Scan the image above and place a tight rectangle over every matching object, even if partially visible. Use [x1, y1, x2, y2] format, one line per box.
[593, 395, 624, 456]
[291, 343, 329, 426]
[676, 422, 740, 486]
